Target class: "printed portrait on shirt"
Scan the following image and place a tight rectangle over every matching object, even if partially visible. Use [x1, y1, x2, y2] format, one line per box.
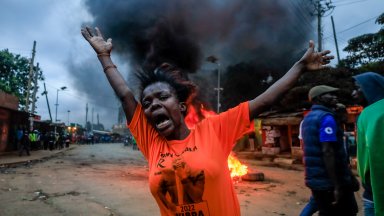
[154, 150, 210, 215]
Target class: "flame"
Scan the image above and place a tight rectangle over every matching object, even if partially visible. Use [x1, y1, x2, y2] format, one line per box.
[228, 153, 248, 178]
[185, 104, 248, 179]
[185, 104, 216, 129]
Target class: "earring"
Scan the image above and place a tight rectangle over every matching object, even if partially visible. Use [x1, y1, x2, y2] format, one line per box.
[180, 103, 186, 112]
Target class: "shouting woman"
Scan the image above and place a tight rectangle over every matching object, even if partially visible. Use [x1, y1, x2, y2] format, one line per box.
[81, 26, 333, 216]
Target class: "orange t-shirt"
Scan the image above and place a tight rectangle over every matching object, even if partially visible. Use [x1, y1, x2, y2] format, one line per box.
[128, 102, 251, 216]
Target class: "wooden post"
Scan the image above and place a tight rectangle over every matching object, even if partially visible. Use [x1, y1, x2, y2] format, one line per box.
[331, 16, 341, 64]
[31, 63, 39, 115]
[25, 41, 36, 112]
[42, 83, 53, 122]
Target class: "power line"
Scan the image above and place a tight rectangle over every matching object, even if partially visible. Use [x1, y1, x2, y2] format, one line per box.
[288, 0, 315, 29]
[333, 0, 368, 7]
[285, 1, 314, 41]
[310, 0, 336, 51]
[323, 14, 380, 40]
[332, 0, 353, 3]
[44, 83, 119, 110]
[338, 15, 379, 34]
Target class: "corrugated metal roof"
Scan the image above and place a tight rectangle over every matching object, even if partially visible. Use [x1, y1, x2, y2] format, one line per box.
[257, 111, 304, 125]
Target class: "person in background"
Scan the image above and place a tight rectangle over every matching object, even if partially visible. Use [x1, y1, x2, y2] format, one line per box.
[352, 72, 384, 216]
[48, 132, 55, 151]
[54, 132, 60, 149]
[65, 134, 71, 148]
[334, 103, 350, 160]
[299, 118, 318, 216]
[41, 132, 48, 150]
[16, 126, 24, 151]
[301, 85, 358, 216]
[28, 130, 35, 150]
[57, 133, 64, 150]
[19, 130, 30, 156]
[299, 102, 359, 216]
[81, 26, 333, 216]
[300, 195, 318, 216]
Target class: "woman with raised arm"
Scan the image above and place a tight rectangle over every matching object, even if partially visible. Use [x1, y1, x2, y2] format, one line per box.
[81, 26, 333, 216]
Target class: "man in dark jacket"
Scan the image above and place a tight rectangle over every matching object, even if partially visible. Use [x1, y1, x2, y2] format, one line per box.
[302, 85, 358, 216]
[19, 130, 31, 156]
[352, 72, 384, 216]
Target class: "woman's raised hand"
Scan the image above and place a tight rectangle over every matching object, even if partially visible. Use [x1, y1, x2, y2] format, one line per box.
[299, 40, 334, 71]
[81, 27, 112, 55]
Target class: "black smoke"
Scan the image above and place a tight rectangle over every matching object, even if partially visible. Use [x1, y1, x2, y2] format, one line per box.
[84, 0, 314, 71]
[72, 0, 315, 126]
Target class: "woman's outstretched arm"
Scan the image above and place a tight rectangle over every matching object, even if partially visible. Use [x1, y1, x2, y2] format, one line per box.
[248, 40, 334, 119]
[81, 27, 138, 123]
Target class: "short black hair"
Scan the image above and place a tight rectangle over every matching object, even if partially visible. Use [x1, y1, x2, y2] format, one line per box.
[136, 63, 197, 103]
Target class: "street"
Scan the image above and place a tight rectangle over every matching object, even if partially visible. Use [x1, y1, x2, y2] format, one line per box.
[0, 144, 363, 216]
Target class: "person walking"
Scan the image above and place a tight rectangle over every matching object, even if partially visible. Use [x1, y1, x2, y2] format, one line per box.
[16, 126, 24, 151]
[19, 130, 30, 156]
[81, 26, 333, 216]
[352, 72, 384, 216]
[301, 85, 358, 216]
[299, 102, 359, 216]
[48, 132, 55, 151]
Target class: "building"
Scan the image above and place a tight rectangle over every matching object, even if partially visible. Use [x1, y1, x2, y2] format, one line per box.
[242, 106, 362, 160]
[256, 110, 304, 159]
[0, 92, 29, 152]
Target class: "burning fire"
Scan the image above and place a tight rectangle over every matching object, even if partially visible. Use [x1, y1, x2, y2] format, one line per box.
[185, 104, 248, 179]
[228, 153, 248, 178]
[184, 104, 216, 129]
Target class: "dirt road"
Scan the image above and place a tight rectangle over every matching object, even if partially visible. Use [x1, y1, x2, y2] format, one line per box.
[0, 144, 363, 215]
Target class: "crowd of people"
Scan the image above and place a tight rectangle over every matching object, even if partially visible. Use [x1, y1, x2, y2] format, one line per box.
[16, 127, 71, 156]
[298, 72, 384, 216]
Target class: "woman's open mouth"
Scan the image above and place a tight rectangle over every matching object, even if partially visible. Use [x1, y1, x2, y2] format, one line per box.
[154, 115, 171, 130]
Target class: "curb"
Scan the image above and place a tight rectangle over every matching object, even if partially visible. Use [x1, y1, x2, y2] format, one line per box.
[0, 146, 76, 168]
[236, 151, 305, 171]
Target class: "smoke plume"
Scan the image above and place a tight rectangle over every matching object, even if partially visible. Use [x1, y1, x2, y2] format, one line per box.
[71, 0, 314, 127]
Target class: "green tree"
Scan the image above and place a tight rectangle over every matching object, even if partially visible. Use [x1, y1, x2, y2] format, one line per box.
[0, 49, 44, 110]
[281, 68, 356, 108]
[340, 13, 384, 68]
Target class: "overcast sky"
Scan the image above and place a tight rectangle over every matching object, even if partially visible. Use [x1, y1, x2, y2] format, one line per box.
[0, 0, 383, 130]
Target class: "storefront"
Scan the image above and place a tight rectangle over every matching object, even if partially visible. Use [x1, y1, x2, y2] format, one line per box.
[0, 92, 29, 152]
[255, 105, 362, 160]
[257, 111, 304, 159]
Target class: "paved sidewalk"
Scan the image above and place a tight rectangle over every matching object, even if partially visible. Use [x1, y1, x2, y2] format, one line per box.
[0, 146, 75, 167]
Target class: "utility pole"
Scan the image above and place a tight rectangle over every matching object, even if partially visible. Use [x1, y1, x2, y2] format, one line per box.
[31, 63, 39, 115]
[42, 82, 53, 122]
[67, 110, 70, 125]
[25, 41, 36, 112]
[214, 63, 223, 113]
[29, 62, 39, 131]
[316, 1, 322, 52]
[91, 107, 94, 132]
[331, 16, 341, 64]
[206, 55, 223, 113]
[85, 103, 88, 130]
[311, 0, 334, 51]
[54, 86, 67, 122]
